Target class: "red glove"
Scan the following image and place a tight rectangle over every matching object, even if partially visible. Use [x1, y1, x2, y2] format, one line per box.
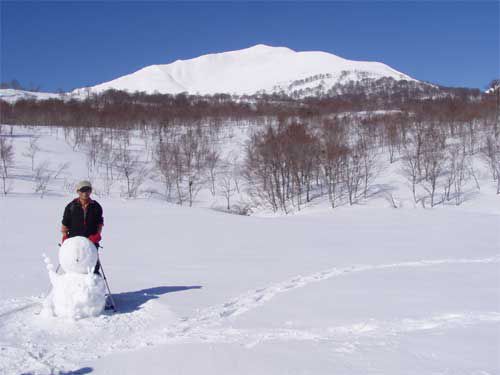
[62, 233, 68, 243]
[88, 233, 102, 244]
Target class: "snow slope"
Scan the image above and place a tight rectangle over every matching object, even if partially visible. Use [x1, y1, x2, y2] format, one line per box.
[0, 88, 62, 103]
[0, 125, 499, 374]
[73, 44, 416, 96]
[1, 197, 499, 375]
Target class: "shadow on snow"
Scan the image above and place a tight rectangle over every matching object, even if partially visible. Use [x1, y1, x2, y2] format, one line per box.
[112, 286, 202, 314]
[21, 367, 93, 375]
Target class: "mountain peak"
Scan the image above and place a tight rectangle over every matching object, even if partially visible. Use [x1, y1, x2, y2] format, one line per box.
[212, 43, 296, 58]
[242, 44, 295, 53]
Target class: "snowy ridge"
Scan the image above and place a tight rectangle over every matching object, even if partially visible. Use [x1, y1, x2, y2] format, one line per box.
[0, 88, 62, 103]
[73, 44, 416, 96]
[1, 254, 498, 374]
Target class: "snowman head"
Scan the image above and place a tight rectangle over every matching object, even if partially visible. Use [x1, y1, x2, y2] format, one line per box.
[59, 236, 98, 274]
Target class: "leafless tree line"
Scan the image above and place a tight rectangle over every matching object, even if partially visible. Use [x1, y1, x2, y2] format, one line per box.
[154, 124, 224, 206]
[394, 116, 495, 206]
[1, 81, 493, 131]
[1, 79, 497, 209]
[78, 128, 146, 198]
[244, 97, 498, 212]
[244, 119, 379, 213]
[32, 122, 241, 207]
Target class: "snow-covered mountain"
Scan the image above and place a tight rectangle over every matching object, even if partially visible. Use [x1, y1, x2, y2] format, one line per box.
[73, 44, 417, 97]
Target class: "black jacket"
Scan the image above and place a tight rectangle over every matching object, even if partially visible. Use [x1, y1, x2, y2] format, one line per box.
[62, 198, 104, 238]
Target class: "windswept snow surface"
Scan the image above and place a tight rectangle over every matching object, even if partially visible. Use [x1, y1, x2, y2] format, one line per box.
[0, 125, 499, 374]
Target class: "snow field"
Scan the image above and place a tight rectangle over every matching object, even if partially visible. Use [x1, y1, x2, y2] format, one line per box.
[0, 124, 499, 374]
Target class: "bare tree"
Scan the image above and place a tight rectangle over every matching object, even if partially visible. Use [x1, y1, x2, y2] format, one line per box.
[64, 127, 87, 151]
[23, 133, 40, 171]
[155, 140, 178, 201]
[401, 141, 421, 205]
[385, 116, 402, 163]
[85, 133, 103, 177]
[356, 131, 380, 199]
[465, 118, 479, 155]
[229, 154, 242, 194]
[32, 161, 69, 198]
[98, 140, 116, 197]
[114, 141, 147, 198]
[453, 149, 468, 205]
[206, 148, 220, 196]
[218, 174, 237, 210]
[443, 145, 458, 202]
[320, 121, 348, 208]
[33, 160, 51, 198]
[343, 148, 363, 206]
[244, 129, 282, 212]
[421, 134, 446, 207]
[0, 133, 14, 195]
[173, 146, 186, 204]
[179, 127, 208, 207]
[54, 161, 70, 181]
[482, 136, 500, 194]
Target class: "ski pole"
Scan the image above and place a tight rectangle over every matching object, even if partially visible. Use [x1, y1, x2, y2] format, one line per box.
[97, 252, 117, 312]
[54, 244, 61, 274]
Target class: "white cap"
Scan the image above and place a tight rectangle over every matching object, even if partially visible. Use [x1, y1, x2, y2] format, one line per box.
[76, 180, 92, 191]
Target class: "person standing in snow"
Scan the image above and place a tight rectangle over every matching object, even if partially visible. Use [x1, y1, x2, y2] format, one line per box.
[61, 180, 104, 274]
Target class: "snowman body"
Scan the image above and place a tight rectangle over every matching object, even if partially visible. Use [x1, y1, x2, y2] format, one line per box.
[43, 236, 107, 319]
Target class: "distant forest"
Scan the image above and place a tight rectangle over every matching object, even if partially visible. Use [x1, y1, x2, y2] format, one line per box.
[0, 77, 494, 129]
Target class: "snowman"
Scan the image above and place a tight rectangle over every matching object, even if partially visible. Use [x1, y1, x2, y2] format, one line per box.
[42, 236, 107, 319]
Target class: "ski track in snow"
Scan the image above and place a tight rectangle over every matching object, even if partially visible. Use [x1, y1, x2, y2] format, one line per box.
[1, 255, 499, 374]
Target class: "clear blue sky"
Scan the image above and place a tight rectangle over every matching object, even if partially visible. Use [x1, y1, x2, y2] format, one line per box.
[1, 1, 498, 92]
